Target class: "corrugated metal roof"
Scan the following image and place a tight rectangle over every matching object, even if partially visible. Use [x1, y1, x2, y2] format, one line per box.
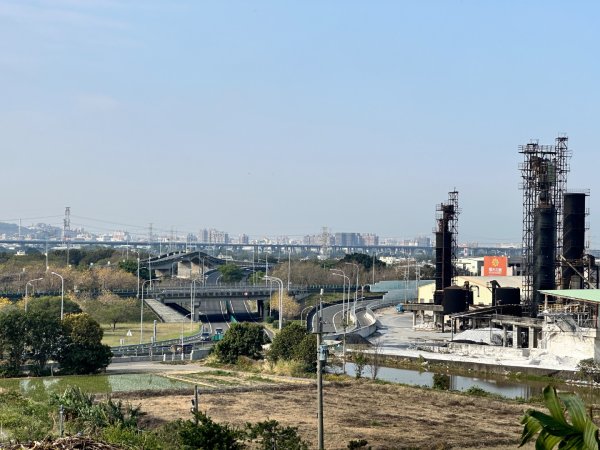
[538, 289, 600, 303]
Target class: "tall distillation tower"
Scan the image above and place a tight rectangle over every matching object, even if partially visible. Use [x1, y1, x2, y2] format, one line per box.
[519, 136, 570, 315]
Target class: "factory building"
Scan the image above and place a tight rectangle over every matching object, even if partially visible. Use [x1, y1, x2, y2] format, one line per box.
[404, 136, 600, 362]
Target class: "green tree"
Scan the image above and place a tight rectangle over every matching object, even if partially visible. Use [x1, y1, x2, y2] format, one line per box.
[213, 323, 267, 364]
[218, 263, 244, 283]
[353, 348, 368, 379]
[420, 264, 435, 280]
[0, 309, 28, 376]
[25, 311, 65, 376]
[520, 385, 599, 449]
[27, 296, 82, 318]
[340, 253, 385, 271]
[268, 323, 308, 363]
[83, 293, 138, 331]
[293, 334, 317, 373]
[57, 313, 112, 374]
[118, 259, 150, 280]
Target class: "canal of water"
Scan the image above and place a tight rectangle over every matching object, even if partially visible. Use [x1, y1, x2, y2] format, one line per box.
[333, 362, 600, 403]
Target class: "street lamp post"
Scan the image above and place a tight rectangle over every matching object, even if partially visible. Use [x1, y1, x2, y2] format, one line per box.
[148, 255, 152, 289]
[25, 277, 43, 312]
[128, 248, 142, 299]
[330, 269, 350, 323]
[181, 313, 193, 361]
[287, 248, 291, 292]
[50, 272, 64, 320]
[345, 262, 360, 318]
[264, 276, 283, 330]
[141, 278, 158, 344]
[330, 269, 350, 375]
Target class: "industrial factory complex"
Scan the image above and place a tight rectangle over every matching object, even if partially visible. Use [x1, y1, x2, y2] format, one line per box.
[405, 136, 600, 366]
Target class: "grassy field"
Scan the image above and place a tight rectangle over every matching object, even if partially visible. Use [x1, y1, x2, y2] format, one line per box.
[126, 366, 536, 450]
[102, 321, 204, 347]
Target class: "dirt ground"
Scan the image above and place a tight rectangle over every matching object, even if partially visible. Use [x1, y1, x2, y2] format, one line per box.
[123, 376, 533, 450]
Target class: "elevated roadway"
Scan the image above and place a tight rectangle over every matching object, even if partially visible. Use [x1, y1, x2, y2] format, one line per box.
[0, 238, 526, 258]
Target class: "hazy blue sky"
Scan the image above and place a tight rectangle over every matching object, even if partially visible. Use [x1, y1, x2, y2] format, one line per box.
[1, 1, 599, 245]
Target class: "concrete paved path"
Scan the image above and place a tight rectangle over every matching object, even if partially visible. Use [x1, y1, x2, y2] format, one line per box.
[144, 298, 189, 323]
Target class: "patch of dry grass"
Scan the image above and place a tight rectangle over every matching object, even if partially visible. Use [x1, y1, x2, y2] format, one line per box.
[129, 373, 532, 449]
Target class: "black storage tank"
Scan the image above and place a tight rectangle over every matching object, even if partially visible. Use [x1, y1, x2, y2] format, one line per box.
[435, 230, 452, 290]
[442, 286, 470, 315]
[495, 287, 520, 306]
[533, 205, 556, 312]
[562, 193, 586, 289]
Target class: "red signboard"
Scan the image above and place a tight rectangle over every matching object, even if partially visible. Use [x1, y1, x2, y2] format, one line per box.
[483, 256, 507, 276]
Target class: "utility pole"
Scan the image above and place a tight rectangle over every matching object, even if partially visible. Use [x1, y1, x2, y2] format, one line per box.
[316, 289, 325, 450]
[191, 384, 199, 425]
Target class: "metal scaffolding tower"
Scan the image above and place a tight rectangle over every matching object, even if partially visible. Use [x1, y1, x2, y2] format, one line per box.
[447, 189, 460, 284]
[519, 136, 571, 312]
[434, 190, 460, 290]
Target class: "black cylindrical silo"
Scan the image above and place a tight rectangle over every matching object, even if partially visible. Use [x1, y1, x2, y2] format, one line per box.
[495, 287, 520, 305]
[533, 205, 556, 314]
[562, 193, 586, 289]
[442, 286, 469, 315]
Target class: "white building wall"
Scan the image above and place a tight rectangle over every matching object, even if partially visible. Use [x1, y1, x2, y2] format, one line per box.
[416, 276, 522, 306]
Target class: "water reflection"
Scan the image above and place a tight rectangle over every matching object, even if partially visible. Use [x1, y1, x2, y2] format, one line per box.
[333, 363, 543, 399]
[0, 374, 192, 401]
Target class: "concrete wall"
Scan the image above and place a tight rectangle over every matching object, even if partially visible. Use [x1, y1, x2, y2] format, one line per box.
[448, 342, 534, 359]
[417, 282, 436, 303]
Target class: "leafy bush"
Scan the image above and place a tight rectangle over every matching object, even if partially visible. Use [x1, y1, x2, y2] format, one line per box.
[464, 386, 488, 397]
[213, 323, 267, 364]
[245, 419, 308, 450]
[577, 358, 600, 383]
[432, 373, 450, 390]
[156, 411, 243, 450]
[353, 349, 368, 379]
[348, 439, 371, 449]
[51, 386, 142, 435]
[101, 425, 161, 449]
[0, 391, 53, 441]
[268, 323, 308, 363]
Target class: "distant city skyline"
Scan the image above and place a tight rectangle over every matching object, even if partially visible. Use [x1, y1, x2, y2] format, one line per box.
[0, 216, 520, 248]
[1, 2, 599, 247]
